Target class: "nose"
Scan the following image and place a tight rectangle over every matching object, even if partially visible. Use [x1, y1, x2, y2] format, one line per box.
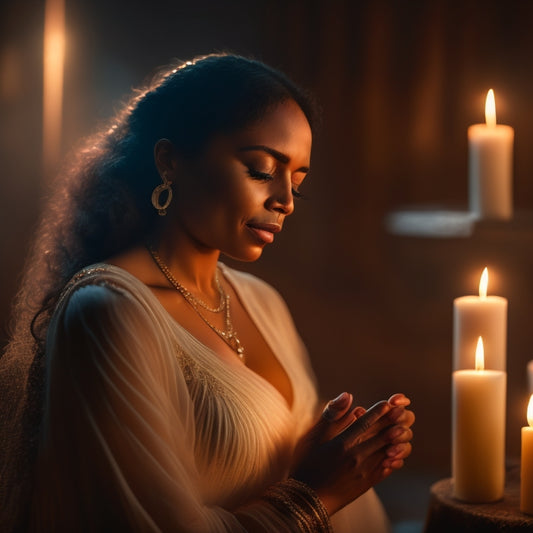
[266, 175, 294, 216]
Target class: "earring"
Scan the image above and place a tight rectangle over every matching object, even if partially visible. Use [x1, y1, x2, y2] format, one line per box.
[151, 172, 173, 216]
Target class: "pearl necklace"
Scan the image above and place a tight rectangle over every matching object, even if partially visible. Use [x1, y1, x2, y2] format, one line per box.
[147, 246, 245, 362]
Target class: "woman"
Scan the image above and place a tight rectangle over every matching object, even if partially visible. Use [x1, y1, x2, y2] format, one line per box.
[0, 53, 414, 532]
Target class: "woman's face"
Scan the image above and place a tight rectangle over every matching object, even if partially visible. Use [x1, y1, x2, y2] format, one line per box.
[172, 99, 312, 261]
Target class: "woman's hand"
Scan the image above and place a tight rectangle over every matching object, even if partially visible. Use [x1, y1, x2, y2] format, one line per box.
[291, 392, 414, 516]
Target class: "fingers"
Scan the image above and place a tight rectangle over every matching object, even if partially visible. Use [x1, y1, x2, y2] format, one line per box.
[382, 421, 413, 469]
[383, 442, 412, 469]
[352, 406, 366, 419]
[307, 392, 358, 445]
[385, 425, 413, 445]
[320, 393, 414, 474]
[387, 405, 415, 428]
[322, 392, 353, 422]
[388, 393, 411, 407]
[352, 421, 411, 460]
[340, 400, 391, 446]
[338, 403, 413, 473]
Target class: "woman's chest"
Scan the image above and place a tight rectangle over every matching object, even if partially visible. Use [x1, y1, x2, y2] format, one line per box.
[180, 353, 296, 506]
[156, 287, 294, 407]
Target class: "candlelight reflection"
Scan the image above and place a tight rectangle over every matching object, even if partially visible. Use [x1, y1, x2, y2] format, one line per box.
[43, 0, 66, 178]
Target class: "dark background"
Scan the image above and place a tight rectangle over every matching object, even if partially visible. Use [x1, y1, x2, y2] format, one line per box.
[3, 0, 533, 526]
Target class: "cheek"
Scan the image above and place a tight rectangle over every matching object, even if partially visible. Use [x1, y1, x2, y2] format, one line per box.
[220, 176, 264, 215]
[182, 160, 265, 223]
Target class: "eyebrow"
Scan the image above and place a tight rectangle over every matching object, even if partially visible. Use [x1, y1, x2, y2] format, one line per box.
[238, 145, 310, 173]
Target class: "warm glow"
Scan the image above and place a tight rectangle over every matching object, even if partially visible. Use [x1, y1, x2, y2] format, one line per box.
[528, 395, 533, 427]
[479, 267, 489, 298]
[485, 89, 496, 128]
[43, 0, 66, 177]
[475, 336, 484, 371]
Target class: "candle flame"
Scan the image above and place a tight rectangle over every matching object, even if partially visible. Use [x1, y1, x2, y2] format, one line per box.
[485, 89, 496, 127]
[479, 267, 489, 298]
[475, 336, 484, 371]
[528, 394, 533, 427]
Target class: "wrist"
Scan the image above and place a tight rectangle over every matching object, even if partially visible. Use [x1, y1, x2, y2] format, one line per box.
[263, 478, 333, 532]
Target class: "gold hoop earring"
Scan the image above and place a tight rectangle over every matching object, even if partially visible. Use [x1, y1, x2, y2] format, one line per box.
[151, 172, 173, 216]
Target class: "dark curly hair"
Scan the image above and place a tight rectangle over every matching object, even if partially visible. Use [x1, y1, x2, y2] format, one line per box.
[0, 52, 317, 531]
[34, 52, 316, 351]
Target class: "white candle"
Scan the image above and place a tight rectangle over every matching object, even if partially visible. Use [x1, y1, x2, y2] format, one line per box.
[521, 395, 533, 514]
[452, 337, 506, 502]
[468, 89, 514, 220]
[453, 267, 507, 371]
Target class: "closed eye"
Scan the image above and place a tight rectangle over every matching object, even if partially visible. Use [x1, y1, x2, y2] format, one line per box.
[247, 168, 306, 200]
[247, 168, 273, 181]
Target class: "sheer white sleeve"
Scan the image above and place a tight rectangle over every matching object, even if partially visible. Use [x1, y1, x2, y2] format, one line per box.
[33, 266, 331, 532]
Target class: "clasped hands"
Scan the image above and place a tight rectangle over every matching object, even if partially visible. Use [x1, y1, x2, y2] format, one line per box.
[291, 392, 415, 516]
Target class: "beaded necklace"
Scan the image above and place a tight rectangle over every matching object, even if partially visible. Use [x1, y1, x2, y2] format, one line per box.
[147, 245, 245, 362]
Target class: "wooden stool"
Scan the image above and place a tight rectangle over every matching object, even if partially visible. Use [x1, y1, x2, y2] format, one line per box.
[424, 465, 533, 532]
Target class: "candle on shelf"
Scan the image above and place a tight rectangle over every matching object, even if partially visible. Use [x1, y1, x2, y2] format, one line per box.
[452, 337, 506, 502]
[468, 89, 514, 220]
[453, 267, 507, 371]
[521, 395, 533, 514]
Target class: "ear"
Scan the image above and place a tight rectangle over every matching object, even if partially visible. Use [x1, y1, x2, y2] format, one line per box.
[154, 139, 179, 178]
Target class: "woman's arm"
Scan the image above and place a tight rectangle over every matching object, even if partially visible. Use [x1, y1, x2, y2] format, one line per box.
[37, 277, 413, 532]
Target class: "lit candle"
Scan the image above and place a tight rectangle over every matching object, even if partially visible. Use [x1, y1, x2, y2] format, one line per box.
[452, 337, 506, 502]
[453, 267, 507, 371]
[468, 89, 514, 220]
[521, 395, 533, 514]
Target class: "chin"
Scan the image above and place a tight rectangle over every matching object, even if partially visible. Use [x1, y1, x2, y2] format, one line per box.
[223, 246, 265, 263]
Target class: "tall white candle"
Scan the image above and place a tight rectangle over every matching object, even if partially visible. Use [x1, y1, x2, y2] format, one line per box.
[468, 89, 514, 220]
[452, 337, 506, 502]
[521, 395, 533, 514]
[453, 267, 507, 371]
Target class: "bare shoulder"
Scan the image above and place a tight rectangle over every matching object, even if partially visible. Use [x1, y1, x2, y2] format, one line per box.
[106, 245, 160, 287]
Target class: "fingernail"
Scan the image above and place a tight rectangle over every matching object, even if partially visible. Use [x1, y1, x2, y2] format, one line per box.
[323, 393, 350, 421]
[330, 392, 349, 408]
[353, 406, 366, 418]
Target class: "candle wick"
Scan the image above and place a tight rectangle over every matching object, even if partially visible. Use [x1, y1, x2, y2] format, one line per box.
[486, 115, 497, 128]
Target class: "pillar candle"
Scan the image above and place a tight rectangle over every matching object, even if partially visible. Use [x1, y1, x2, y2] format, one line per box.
[452, 337, 506, 502]
[468, 89, 514, 220]
[453, 267, 507, 371]
[521, 395, 533, 514]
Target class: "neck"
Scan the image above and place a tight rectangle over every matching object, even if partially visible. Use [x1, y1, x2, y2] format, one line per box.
[149, 230, 221, 295]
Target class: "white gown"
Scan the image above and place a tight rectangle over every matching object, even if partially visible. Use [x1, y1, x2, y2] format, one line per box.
[33, 263, 390, 532]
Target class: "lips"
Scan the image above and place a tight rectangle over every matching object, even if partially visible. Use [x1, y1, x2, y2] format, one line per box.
[246, 222, 281, 244]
